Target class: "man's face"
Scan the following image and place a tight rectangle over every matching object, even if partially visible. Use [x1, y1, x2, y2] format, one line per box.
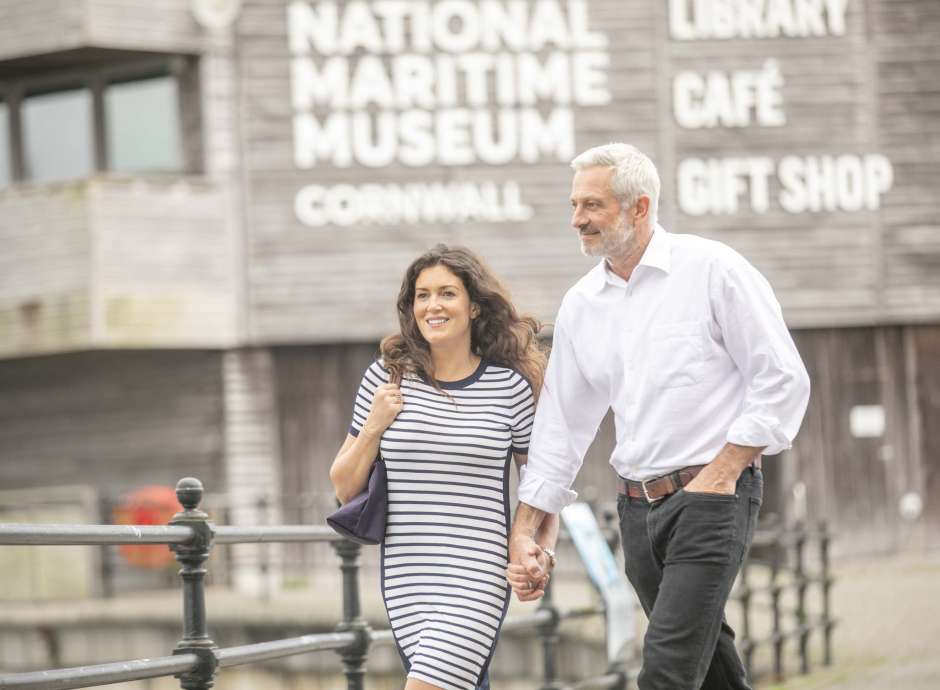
[569, 166, 635, 259]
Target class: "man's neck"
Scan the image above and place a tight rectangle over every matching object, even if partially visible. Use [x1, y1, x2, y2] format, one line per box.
[606, 222, 654, 282]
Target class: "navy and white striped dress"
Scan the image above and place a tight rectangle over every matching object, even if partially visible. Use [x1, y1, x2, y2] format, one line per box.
[349, 359, 535, 690]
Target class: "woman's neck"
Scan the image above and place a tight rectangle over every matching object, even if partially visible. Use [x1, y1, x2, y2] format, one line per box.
[430, 343, 480, 382]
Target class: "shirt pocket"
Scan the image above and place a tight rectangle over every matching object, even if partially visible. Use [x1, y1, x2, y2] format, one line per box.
[649, 320, 705, 389]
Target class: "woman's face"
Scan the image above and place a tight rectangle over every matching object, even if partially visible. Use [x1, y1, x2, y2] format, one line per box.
[413, 264, 476, 350]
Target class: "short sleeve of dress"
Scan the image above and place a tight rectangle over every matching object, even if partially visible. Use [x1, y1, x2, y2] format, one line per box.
[509, 373, 536, 454]
[349, 360, 390, 437]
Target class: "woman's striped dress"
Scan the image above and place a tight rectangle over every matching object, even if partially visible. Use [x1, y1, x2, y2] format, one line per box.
[349, 359, 535, 690]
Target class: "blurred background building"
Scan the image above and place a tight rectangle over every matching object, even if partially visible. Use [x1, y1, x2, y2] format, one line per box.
[1, 0, 938, 599]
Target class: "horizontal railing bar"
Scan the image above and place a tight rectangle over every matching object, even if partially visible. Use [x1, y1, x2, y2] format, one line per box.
[0, 654, 198, 690]
[499, 608, 553, 632]
[560, 605, 604, 620]
[569, 672, 627, 689]
[212, 526, 343, 544]
[215, 632, 356, 668]
[0, 524, 192, 546]
[370, 629, 395, 646]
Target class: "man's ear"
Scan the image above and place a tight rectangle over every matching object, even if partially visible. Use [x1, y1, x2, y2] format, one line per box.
[634, 196, 650, 221]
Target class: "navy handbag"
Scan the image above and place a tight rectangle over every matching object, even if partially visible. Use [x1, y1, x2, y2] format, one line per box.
[326, 458, 387, 545]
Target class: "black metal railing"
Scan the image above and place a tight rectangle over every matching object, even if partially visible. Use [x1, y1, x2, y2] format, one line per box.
[0, 479, 834, 690]
[0, 477, 627, 690]
[733, 518, 835, 682]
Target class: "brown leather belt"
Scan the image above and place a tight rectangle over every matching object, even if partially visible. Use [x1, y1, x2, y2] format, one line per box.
[618, 459, 761, 503]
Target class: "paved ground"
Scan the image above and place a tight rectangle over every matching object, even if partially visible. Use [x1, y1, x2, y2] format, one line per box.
[757, 552, 940, 690]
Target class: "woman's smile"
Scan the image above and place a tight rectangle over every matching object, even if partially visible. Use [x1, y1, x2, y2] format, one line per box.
[414, 265, 474, 345]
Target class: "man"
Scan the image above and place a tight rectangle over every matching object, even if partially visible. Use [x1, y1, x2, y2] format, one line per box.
[507, 143, 811, 689]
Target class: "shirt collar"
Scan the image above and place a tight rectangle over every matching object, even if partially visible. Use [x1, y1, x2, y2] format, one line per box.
[585, 224, 672, 294]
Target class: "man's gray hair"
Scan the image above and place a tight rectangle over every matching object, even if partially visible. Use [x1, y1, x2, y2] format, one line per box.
[571, 143, 661, 222]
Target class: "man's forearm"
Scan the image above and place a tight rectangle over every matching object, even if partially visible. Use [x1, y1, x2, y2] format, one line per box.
[535, 512, 560, 551]
[511, 502, 548, 541]
[686, 442, 764, 494]
[709, 442, 764, 479]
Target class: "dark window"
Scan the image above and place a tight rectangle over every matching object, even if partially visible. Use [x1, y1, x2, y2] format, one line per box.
[106, 75, 183, 173]
[22, 87, 94, 183]
[0, 101, 10, 187]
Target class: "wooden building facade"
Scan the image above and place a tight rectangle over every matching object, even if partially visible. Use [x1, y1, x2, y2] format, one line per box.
[1, 0, 938, 579]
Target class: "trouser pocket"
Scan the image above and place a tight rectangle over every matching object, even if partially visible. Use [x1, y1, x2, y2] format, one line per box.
[663, 490, 739, 566]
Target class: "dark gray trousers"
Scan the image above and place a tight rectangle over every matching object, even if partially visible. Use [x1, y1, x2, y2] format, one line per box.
[617, 467, 763, 690]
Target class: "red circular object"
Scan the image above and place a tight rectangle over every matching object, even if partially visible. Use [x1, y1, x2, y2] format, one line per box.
[113, 486, 181, 569]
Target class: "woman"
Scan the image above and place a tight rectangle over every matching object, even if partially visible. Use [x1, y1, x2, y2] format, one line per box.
[330, 244, 558, 690]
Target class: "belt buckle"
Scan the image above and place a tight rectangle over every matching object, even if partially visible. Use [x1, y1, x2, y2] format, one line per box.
[641, 477, 662, 503]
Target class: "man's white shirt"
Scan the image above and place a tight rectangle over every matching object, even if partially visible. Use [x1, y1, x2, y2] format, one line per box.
[518, 225, 811, 514]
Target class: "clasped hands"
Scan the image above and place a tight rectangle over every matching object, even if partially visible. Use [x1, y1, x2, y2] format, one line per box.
[506, 535, 553, 602]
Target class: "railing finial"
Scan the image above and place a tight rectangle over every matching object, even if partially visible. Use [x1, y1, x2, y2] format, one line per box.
[171, 477, 216, 690]
[176, 477, 205, 513]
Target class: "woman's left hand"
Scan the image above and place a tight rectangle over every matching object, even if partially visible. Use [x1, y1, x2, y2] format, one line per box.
[506, 550, 552, 602]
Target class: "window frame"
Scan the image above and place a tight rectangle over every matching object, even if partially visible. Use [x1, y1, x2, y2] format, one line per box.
[0, 95, 15, 186]
[0, 55, 201, 188]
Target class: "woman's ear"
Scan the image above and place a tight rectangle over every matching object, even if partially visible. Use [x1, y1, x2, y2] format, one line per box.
[470, 303, 480, 319]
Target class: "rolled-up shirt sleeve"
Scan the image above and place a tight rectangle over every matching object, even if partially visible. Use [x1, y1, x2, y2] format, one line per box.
[711, 254, 811, 455]
[518, 306, 610, 513]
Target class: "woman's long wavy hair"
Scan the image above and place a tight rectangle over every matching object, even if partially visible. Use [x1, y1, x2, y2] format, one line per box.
[380, 244, 547, 398]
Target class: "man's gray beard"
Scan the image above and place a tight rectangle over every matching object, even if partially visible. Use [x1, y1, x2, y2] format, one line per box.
[580, 215, 636, 260]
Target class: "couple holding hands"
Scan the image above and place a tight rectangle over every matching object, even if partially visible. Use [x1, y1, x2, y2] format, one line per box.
[330, 143, 811, 690]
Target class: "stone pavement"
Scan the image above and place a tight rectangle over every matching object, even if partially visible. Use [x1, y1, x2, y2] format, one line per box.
[759, 552, 940, 690]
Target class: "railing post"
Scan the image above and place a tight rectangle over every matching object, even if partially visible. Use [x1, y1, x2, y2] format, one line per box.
[538, 580, 562, 690]
[170, 477, 218, 690]
[98, 495, 115, 599]
[332, 538, 371, 690]
[600, 506, 631, 690]
[256, 494, 271, 600]
[738, 553, 754, 679]
[793, 520, 809, 675]
[819, 520, 834, 667]
[770, 525, 784, 683]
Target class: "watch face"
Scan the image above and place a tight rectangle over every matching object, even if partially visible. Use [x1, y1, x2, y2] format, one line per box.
[192, 0, 243, 29]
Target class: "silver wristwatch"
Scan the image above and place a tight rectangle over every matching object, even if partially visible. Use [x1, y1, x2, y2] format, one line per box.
[542, 547, 556, 569]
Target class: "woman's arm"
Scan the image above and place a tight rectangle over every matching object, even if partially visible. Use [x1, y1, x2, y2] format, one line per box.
[329, 382, 402, 503]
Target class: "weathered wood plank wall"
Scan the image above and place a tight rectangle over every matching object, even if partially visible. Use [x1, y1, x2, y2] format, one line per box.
[0, 0, 202, 62]
[275, 323, 940, 560]
[84, 0, 202, 54]
[0, 178, 237, 358]
[0, 182, 92, 356]
[876, 0, 940, 321]
[88, 177, 238, 348]
[0, 350, 226, 493]
[786, 325, 937, 556]
[235, 0, 940, 343]
[0, 0, 936, 568]
[913, 327, 940, 549]
[0, 1, 85, 61]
